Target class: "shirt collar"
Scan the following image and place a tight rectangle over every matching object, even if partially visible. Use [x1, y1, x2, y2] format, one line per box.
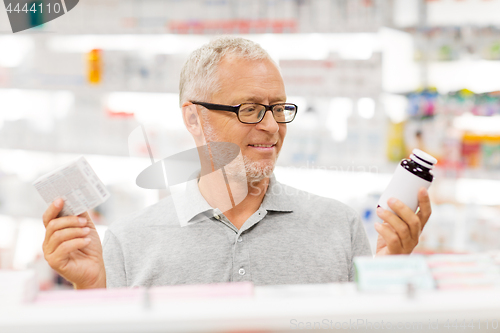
[174, 173, 293, 227]
[172, 177, 221, 227]
[261, 173, 294, 213]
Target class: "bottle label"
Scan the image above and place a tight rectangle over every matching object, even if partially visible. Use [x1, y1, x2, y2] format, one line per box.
[377, 164, 432, 213]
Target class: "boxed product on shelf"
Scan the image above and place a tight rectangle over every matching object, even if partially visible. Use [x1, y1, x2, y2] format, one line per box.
[427, 253, 500, 290]
[354, 255, 435, 293]
[355, 252, 500, 293]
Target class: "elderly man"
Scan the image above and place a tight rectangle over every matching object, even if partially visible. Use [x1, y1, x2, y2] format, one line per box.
[41, 37, 431, 289]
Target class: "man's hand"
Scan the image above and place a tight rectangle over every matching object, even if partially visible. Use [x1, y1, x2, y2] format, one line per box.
[374, 187, 432, 256]
[42, 198, 106, 289]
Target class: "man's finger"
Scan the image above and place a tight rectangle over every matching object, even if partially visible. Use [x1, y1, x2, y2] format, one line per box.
[377, 206, 412, 247]
[76, 212, 96, 230]
[42, 198, 64, 227]
[416, 187, 432, 230]
[374, 222, 403, 254]
[47, 237, 92, 269]
[387, 198, 422, 241]
[44, 216, 88, 249]
[45, 227, 91, 255]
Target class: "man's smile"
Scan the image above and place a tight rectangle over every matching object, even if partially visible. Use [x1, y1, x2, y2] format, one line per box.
[248, 143, 277, 150]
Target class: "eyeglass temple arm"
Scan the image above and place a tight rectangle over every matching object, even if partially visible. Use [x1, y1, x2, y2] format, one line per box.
[191, 101, 239, 113]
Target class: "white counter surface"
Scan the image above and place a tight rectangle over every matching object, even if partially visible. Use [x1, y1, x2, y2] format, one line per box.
[1, 283, 500, 332]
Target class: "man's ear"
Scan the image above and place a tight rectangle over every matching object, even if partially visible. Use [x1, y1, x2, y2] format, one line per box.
[182, 102, 202, 137]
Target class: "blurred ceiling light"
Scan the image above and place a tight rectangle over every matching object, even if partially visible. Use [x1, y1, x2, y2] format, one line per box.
[106, 92, 184, 130]
[338, 34, 374, 60]
[379, 27, 418, 94]
[253, 33, 281, 64]
[253, 33, 328, 60]
[47, 34, 379, 61]
[0, 89, 73, 131]
[456, 178, 500, 206]
[428, 60, 500, 94]
[53, 91, 75, 119]
[0, 149, 54, 182]
[0, 36, 34, 68]
[254, 33, 378, 60]
[48, 35, 211, 55]
[306, 33, 330, 60]
[357, 98, 375, 119]
[380, 93, 408, 123]
[453, 113, 500, 134]
[327, 97, 353, 142]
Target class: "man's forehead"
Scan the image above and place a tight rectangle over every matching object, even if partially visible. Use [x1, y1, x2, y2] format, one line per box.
[214, 56, 286, 103]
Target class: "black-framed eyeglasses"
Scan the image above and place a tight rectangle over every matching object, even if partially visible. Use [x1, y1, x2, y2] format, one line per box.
[191, 101, 298, 124]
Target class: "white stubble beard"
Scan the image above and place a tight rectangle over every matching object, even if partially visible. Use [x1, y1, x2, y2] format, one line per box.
[200, 113, 277, 184]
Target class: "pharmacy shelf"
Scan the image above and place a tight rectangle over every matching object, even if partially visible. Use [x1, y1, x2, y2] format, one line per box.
[0, 0, 391, 36]
[0, 85, 169, 94]
[1, 284, 500, 333]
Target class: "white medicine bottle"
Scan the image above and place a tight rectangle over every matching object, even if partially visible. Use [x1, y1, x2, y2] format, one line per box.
[377, 149, 437, 213]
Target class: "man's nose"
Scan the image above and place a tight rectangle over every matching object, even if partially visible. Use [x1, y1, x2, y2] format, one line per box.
[256, 110, 279, 133]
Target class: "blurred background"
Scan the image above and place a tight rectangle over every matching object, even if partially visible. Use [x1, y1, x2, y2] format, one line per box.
[0, 0, 500, 290]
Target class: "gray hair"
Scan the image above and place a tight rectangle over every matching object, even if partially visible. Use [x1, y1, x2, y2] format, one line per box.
[179, 36, 276, 106]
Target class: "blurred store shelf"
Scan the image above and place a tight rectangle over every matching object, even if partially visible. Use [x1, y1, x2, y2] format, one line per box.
[1, 0, 500, 288]
[0, 0, 393, 35]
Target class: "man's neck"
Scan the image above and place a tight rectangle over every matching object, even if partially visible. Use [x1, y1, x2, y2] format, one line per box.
[198, 175, 269, 230]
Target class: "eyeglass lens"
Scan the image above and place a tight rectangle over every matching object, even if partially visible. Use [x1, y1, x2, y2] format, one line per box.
[238, 104, 296, 123]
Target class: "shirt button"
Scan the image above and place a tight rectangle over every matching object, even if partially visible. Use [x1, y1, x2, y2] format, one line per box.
[238, 268, 245, 275]
[214, 214, 220, 220]
[237, 236, 243, 242]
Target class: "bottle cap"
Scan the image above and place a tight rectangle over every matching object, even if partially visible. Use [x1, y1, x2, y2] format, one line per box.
[410, 149, 437, 169]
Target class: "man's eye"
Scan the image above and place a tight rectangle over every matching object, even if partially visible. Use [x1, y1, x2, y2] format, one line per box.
[240, 106, 256, 113]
